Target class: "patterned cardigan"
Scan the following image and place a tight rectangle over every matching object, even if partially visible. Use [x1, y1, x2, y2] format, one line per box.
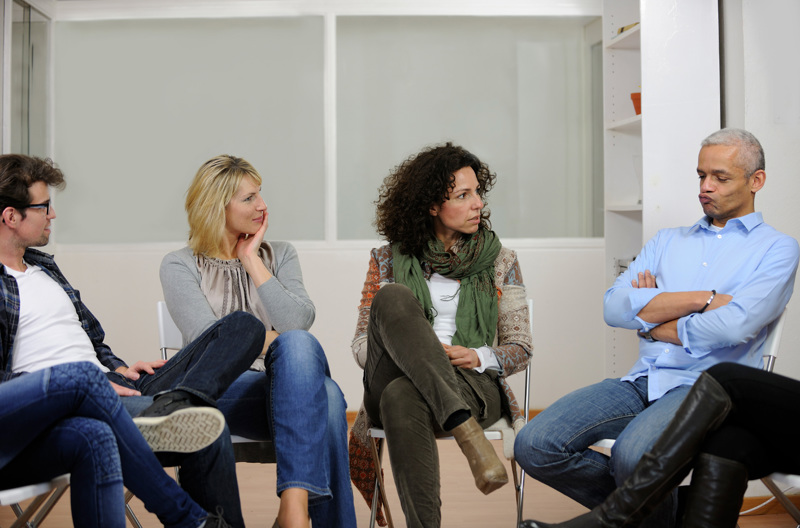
[348, 244, 533, 523]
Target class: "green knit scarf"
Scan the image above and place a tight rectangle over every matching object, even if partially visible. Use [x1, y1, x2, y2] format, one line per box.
[393, 229, 501, 348]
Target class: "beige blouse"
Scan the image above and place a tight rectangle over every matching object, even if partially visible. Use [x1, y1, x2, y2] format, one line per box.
[196, 241, 275, 371]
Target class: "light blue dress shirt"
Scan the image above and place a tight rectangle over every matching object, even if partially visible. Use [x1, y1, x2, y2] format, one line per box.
[604, 212, 799, 401]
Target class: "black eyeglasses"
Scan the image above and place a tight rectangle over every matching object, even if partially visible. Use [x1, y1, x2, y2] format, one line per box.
[25, 201, 50, 215]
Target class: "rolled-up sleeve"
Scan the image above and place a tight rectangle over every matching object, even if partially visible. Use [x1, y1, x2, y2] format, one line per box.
[677, 236, 799, 356]
[604, 235, 662, 330]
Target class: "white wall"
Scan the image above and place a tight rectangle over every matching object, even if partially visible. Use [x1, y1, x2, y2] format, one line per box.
[53, 240, 605, 411]
[727, 0, 800, 382]
[718, 0, 800, 499]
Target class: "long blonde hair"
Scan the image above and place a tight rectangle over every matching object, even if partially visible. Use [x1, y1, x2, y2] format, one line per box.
[186, 154, 262, 257]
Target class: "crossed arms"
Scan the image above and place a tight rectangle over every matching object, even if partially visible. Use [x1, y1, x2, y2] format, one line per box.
[604, 224, 799, 356]
[630, 270, 731, 345]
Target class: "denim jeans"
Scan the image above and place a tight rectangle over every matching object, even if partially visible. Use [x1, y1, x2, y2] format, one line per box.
[514, 376, 690, 528]
[0, 362, 206, 528]
[216, 330, 357, 528]
[110, 311, 263, 528]
[121, 397, 243, 528]
[107, 311, 265, 405]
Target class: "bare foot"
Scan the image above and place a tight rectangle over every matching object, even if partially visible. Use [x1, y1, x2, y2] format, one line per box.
[276, 488, 310, 528]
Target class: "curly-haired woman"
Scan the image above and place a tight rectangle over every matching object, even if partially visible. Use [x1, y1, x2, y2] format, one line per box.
[349, 143, 533, 528]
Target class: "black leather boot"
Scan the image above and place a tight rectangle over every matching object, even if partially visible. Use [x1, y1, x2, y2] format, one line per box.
[518, 371, 732, 528]
[681, 453, 748, 528]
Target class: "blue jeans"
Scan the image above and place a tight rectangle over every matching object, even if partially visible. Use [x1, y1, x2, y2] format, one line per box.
[217, 330, 357, 528]
[121, 397, 243, 528]
[514, 376, 690, 528]
[0, 362, 206, 528]
[107, 311, 265, 405]
[110, 311, 264, 528]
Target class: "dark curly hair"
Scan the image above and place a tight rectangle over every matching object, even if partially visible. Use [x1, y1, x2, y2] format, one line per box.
[374, 142, 496, 257]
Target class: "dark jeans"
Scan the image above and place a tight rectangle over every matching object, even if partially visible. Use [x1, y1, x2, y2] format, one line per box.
[121, 397, 240, 527]
[108, 311, 264, 405]
[702, 362, 800, 478]
[363, 284, 502, 528]
[111, 311, 265, 528]
[0, 362, 206, 528]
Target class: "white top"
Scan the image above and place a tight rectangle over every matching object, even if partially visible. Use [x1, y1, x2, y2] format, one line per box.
[428, 273, 500, 373]
[8, 263, 107, 374]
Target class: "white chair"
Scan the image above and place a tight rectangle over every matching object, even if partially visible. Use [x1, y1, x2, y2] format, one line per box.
[0, 474, 69, 528]
[591, 309, 789, 518]
[751, 310, 800, 523]
[366, 299, 534, 528]
[156, 301, 276, 463]
[1, 456, 141, 527]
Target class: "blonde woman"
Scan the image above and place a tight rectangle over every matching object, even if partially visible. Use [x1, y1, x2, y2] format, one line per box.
[160, 155, 355, 528]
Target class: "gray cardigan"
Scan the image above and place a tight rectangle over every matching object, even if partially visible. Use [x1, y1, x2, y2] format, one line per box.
[160, 242, 315, 345]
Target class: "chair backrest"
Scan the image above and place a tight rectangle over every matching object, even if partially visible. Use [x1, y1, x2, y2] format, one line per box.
[762, 307, 788, 373]
[157, 301, 183, 360]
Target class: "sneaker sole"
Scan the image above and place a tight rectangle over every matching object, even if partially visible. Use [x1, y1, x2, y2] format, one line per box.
[133, 407, 225, 453]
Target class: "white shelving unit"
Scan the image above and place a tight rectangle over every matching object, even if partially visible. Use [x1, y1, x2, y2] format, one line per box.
[601, 0, 721, 378]
[603, 0, 642, 376]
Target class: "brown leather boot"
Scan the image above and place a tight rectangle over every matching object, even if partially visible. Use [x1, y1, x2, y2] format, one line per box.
[450, 417, 508, 494]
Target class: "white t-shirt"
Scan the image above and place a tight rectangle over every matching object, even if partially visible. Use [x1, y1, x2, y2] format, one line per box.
[8, 263, 108, 374]
[428, 273, 500, 373]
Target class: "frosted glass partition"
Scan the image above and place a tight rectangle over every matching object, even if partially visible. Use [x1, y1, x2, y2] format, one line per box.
[54, 17, 324, 243]
[11, 2, 49, 157]
[337, 16, 599, 239]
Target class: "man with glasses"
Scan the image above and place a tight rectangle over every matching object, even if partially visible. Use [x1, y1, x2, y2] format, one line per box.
[514, 128, 800, 528]
[0, 154, 264, 527]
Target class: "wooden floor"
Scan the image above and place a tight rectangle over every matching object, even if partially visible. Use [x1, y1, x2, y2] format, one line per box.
[1, 439, 796, 527]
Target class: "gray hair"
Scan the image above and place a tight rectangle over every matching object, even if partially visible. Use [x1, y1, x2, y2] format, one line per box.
[701, 128, 765, 178]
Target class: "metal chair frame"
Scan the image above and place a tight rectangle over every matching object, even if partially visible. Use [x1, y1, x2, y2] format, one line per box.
[0, 475, 69, 528]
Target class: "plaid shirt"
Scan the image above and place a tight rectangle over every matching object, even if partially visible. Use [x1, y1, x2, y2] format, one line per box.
[0, 248, 127, 382]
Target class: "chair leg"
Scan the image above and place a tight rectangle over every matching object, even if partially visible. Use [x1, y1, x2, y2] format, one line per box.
[368, 437, 394, 528]
[30, 482, 70, 527]
[124, 489, 144, 528]
[10, 493, 49, 528]
[762, 476, 800, 524]
[511, 459, 526, 527]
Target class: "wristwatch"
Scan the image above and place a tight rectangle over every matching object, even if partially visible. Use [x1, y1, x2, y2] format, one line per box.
[641, 330, 656, 342]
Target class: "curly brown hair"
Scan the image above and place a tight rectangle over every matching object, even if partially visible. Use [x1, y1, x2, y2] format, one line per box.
[374, 142, 495, 257]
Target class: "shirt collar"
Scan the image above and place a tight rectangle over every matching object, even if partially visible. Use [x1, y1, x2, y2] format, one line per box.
[690, 211, 764, 233]
[0, 249, 51, 276]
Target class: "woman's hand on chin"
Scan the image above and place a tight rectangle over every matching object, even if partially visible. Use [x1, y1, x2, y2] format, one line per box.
[235, 212, 269, 262]
[235, 213, 273, 287]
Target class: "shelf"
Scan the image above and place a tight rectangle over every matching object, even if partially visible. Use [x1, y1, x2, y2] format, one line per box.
[606, 204, 643, 212]
[606, 24, 640, 50]
[606, 114, 641, 134]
